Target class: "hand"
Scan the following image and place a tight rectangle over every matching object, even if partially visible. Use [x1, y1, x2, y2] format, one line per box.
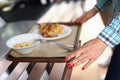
[75, 8, 98, 24]
[64, 38, 107, 70]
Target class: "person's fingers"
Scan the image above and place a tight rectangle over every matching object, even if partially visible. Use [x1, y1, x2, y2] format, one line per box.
[64, 51, 80, 61]
[67, 53, 88, 68]
[64, 48, 84, 61]
[71, 56, 88, 67]
[82, 59, 95, 70]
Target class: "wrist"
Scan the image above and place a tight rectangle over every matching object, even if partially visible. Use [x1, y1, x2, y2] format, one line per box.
[95, 38, 108, 48]
[91, 8, 98, 15]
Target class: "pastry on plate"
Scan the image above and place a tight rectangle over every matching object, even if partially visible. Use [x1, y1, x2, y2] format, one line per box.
[39, 24, 63, 37]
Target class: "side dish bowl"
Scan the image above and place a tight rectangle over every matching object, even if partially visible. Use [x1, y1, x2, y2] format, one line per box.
[6, 33, 40, 54]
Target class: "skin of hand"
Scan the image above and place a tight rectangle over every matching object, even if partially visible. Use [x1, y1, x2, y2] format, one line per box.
[65, 38, 107, 70]
[75, 8, 98, 24]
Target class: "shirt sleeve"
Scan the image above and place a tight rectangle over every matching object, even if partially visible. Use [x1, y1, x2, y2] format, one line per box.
[98, 13, 120, 47]
[94, 0, 112, 12]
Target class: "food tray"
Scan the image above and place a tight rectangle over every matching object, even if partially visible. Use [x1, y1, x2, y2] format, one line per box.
[6, 22, 81, 62]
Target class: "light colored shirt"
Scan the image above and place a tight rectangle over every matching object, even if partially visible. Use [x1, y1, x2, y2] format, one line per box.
[94, 0, 120, 47]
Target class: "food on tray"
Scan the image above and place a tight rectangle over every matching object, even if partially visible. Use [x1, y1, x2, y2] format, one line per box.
[39, 24, 63, 37]
[13, 41, 33, 48]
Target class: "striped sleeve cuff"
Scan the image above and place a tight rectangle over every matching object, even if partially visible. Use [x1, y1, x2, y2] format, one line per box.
[94, 5, 101, 12]
[97, 26, 120, 48]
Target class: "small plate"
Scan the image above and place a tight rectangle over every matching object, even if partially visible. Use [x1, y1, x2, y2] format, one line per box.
[32, 24, 72, 40]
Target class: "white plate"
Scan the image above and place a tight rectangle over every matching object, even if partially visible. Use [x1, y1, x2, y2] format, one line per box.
[32, 24, 72, 40]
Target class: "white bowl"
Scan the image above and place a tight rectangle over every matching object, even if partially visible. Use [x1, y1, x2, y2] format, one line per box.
[6, 33, 41, 54]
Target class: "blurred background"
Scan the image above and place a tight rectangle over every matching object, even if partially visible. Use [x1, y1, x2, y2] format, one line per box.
[0, 0, 54, 22]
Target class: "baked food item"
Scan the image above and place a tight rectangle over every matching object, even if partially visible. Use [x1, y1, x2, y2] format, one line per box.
[39, 24, 63, 37]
